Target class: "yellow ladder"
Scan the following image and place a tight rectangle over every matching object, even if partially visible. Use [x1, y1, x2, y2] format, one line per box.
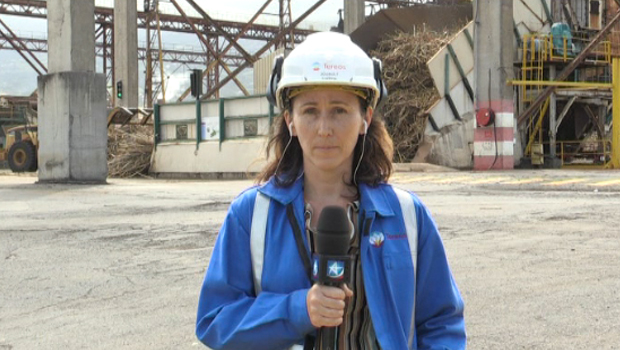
[521, 35, 548, 103]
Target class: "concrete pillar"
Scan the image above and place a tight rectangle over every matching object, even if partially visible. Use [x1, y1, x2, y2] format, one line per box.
[549, 65, 557, 159]
[37, 0, 108, 183]
[114, 0, 139, 107]
[473, 0, 515, 170]
[47, 0, 95, 72]
[344, 0, 365, 34]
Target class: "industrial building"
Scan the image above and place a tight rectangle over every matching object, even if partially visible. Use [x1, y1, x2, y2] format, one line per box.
[0, 0, 618, 181]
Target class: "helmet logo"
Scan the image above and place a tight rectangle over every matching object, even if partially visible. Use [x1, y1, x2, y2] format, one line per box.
[323, 63, 346, 70]
[312, 62, 321, 71]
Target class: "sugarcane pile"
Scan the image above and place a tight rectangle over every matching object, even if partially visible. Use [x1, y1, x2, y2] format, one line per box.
[107, 125, 154, 178]
[371, 29, 455, 162]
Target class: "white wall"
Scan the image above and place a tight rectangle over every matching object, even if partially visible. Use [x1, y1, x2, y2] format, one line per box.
[152, 95, 275, 175]
[151, 138, 268, 174]
[514, 0, 552, 36]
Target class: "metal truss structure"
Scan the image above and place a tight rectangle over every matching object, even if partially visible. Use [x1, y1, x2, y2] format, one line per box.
[0, 34, 242, 67]
[367, 0, 469, 6]
[278, 0, 294, 50]
[0, 0, 316, 41]
[0, 0, 450, 105]
[366, 0, 470, 14]
[0, 16, 46, 75]
[0, 0, 322, 106]
[144, 0, 166, 106]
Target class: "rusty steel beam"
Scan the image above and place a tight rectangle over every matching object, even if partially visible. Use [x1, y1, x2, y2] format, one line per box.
[184, 0, 255, 64]
[202, 0, 328, 99]
[0, 0, 314, 42]
[177, 0, 274, 101]
[101, 24, 113, 89]
[278, 0, 294, 49]
[0, 0, 320, 98]
[169, 0, 249, 96]
[138, 13, 312, 42]
[0, 0, 46, 18]
[0, 34, 45, 51]
[0, 27, 44, 75]
[205, 36, 220, 99]
[145, 6, 158, 107]
[140, 49, 243, 66]
[0, 34, 244, 66]
[366, 0, 452, 5]
[0, 17, 46, 75]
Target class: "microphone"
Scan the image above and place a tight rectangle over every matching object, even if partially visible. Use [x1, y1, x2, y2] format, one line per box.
[312, 206, 352, 350]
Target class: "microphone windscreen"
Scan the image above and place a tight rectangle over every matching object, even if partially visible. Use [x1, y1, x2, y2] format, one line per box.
[315, 206, 351, 256]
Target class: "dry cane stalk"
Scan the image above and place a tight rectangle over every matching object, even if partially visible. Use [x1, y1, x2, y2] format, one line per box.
[107, 125, 154, 178]
[371, 29, 457, 162]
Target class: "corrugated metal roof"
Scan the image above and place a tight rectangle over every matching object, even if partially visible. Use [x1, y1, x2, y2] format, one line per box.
[350, 4, 472, 52]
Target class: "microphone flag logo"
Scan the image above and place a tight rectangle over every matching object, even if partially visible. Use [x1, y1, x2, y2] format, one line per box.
[312, 257, 319, 279]
[327, 260, 345, 280]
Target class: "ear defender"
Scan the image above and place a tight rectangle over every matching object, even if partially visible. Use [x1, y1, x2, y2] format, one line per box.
[372, 57, 388, 108]
[266, 54, 285, 107]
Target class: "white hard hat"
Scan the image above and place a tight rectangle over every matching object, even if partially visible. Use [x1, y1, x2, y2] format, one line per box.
[266, 32, 387, 110]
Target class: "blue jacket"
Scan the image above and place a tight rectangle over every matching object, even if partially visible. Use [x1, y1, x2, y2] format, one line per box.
[196, 176, 466, 349]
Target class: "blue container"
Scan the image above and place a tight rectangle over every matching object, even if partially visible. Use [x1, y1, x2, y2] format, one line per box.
[551, 22, 576, 56]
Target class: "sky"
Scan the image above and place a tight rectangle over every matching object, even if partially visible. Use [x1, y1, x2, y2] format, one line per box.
[0, 0, 344, 102]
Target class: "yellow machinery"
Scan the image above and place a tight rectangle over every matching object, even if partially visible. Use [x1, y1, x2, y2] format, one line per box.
[516, 27, 618, 168]
[0, 125, 39, 172]
[0, 108, 152, 173]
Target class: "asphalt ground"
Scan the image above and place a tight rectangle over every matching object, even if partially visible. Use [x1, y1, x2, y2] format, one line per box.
[1, 168, 619, 349]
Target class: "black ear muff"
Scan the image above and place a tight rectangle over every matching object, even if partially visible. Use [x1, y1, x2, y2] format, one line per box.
[372, 57, 388, 108]
[266, 54, 285, 107]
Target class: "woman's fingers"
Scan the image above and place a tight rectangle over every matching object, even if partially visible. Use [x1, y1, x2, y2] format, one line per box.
[312, 314, 344, 327]
[306, 284, 349, 328]
[342, 284, 354, 298]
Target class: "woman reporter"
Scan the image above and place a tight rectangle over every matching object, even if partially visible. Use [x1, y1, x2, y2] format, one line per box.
[196, 32, 466, 350]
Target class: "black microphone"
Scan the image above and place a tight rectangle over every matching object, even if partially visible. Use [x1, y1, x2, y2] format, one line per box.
[312, 206, 352, 350]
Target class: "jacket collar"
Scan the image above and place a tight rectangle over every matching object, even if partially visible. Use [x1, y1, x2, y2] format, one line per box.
[259, 175, 395, 218]
[258, 175, 304, 206]
[358, 182, 395, 217]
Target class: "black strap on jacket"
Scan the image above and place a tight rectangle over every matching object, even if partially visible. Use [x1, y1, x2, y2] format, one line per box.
[286, 204, 313, 281]
[286, 204, 316, 350]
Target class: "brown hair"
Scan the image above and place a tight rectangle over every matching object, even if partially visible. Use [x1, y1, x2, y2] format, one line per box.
[257, 99, 394, 187]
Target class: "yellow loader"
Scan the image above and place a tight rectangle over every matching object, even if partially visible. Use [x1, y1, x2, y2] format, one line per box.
[0, 125, 38, 172]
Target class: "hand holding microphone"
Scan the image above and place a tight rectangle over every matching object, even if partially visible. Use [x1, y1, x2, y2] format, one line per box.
[306, 283, 353, 328]
[306, 206, 353, 350]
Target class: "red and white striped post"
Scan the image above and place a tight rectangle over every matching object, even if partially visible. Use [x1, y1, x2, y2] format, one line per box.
[473, 0, 514, 170]
[473, 100, 514, 170]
